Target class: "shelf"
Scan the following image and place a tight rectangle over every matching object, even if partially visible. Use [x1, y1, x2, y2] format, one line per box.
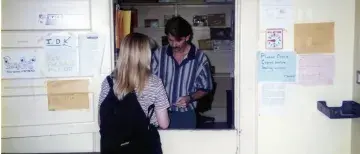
[317, 101, 360, 119]
[213, 73, 232, 77]
[120, 2, 234, 7]
[134, 26, 230, 31]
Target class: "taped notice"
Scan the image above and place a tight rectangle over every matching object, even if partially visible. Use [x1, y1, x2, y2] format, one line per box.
[294, 22, 334, 54]
[47, 79, 90, 111]
[298, 54, 335, 85]
[257, 51, 297, 82]
[259, 83, 286, 116]
[48, 93, 89, 111]
[47, 79, 89, 94]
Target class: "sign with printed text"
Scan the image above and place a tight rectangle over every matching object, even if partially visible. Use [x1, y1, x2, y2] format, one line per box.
[258, 51, 296, 82]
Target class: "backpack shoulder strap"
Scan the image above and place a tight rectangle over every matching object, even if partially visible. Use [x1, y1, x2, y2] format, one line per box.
[106, 75, 114, 88]
[147, 104, 155, 123]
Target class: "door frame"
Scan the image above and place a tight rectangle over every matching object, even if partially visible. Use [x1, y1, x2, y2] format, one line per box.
[108, 0, 256, 154]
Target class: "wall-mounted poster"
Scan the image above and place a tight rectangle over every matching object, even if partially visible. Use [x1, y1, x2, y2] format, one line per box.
[1, 50, 43, 79]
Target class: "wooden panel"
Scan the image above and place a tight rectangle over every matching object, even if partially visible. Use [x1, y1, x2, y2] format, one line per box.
[2, 133, 94, 153]
[1, 31, 87, 48]
[1, 94, 94, 126]
[1, 123, 97, 138]
[2, 77, 94, 96]
[1, 0, 91, 30]
[95, 130, 237, 154]
[2, 32, 45, 48]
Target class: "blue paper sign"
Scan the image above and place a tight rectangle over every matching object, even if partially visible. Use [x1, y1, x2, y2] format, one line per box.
[258, 51, 296, 82]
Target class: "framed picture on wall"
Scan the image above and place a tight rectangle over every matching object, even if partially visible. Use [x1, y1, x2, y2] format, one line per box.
[144, 19, 159, 28]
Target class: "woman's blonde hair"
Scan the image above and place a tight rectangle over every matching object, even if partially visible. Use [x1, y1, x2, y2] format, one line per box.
[114, 33, 151, 98]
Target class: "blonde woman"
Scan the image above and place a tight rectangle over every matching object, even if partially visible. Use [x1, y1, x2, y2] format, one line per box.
[98, 33, 169, 154]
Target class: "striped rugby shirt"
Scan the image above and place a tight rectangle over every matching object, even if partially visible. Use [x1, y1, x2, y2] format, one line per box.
[151, 44, 213, 112]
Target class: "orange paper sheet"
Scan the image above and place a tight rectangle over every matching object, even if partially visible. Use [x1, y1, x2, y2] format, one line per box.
[47, 79, 89, 94]
[48, 93, 89, 111]
[47, 79, 90, 111]
[294, 22, 335, 54]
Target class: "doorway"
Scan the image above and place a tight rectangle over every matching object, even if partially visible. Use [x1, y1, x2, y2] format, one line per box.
[113, 0, 235, 130]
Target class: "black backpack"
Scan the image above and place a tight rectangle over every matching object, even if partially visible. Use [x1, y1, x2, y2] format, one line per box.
[99, 76, 162, 154]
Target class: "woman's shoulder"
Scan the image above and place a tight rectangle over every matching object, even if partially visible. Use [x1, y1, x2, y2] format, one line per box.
[148, 74, 163, 87]
[139, 75, 163, 97]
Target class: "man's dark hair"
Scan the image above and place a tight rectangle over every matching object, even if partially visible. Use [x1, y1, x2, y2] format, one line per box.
[165, 16, 193, 42]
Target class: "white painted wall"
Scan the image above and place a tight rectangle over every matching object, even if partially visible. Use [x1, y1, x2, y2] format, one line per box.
[240, 0, 359, 154]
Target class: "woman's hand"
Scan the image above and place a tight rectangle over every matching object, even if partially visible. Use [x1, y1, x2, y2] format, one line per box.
[175, 96, 191, 108]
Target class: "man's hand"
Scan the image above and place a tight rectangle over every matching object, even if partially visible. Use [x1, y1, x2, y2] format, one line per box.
[175, 96, 191, 108]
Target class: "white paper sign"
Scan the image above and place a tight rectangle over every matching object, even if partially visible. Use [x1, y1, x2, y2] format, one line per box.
[45, 49, 79, 77]
[78, 33, 102, 76]
[2, 50, 43, 79]
[37, 13, 87, 28]
[38, 13, 63, 26]
[260, 0, 292, 6]
[44, 33, 77, 48]
[259, 83, 286, 115]
[260, 5, 293, 29]
[43, 33, 79, 77]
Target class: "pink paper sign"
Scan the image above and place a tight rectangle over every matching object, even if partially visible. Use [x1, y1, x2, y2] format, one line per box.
[298, 54, 335, 85]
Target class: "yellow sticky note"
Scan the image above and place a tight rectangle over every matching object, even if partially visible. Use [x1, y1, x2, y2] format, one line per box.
[294, 22, 335, 54]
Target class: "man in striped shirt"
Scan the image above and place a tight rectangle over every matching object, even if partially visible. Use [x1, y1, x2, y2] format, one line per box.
[151, 16, 213, 129]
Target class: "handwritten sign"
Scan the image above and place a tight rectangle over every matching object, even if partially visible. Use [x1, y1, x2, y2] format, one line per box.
[43, 33, 78, 77]
[1, 50, 42, 79]
[44, 34, 76, 48]
[298, 54, 334, 85]
[258, 51, 296, 82]
[48, 93, 89, 111]
[46, 49, 78, 77]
